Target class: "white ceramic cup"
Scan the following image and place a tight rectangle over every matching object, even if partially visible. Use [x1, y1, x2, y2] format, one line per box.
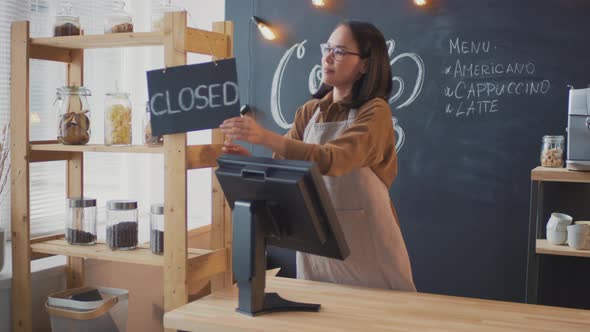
[547, 230, 567, 245]
[547, 213, 573, 232]
[567, 224, 590, 250]
[546, 213, 573, 245]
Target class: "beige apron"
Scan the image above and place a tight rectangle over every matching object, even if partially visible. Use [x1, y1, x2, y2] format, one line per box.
[296, 107, 417, 292]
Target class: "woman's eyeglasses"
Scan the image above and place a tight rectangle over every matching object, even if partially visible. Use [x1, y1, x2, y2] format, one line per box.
[320, 43, 361, 61]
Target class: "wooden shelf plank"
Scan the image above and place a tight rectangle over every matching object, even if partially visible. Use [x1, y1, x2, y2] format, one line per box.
[30, 32, 165, 49]
[30, 143, 164, 154]
[31, 232, 65, 244]
[531, 167, 590, 183]
[536, 239, 590, 258]
[29, 144, 225, 163]
[184, 28, 229, 58]
[29, 150, 73, 163]
[187, 144, 223, 169]
[29, 44, 72, 62]
[188, 248, 228, 294]
[30, 239, 224, 267]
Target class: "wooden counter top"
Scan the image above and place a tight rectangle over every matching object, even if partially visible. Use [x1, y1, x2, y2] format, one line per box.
[164, 277, 590, 332]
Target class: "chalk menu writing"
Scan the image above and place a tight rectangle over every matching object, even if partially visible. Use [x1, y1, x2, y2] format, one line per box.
[442, 38, 551, 117]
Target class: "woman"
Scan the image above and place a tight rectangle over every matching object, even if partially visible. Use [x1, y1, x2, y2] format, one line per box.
[220, 21, 416, 292]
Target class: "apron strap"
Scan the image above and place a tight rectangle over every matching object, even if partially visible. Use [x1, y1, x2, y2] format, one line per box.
[309, 107, 322, 124]
[348, 109, 357, 121]
[303, 107, 322, 140]
[304, 106, 357, 141]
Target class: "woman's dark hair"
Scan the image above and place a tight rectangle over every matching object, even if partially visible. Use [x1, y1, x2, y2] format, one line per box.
[313, 21, 392, 108]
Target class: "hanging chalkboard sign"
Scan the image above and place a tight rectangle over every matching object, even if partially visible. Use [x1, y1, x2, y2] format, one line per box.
[146, 58, 240, 136]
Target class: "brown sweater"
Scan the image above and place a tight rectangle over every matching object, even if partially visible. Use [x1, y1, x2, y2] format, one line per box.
[277, 91, 398, 189]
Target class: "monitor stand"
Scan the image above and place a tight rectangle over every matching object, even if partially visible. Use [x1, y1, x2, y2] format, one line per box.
[232, 200, 321, 316]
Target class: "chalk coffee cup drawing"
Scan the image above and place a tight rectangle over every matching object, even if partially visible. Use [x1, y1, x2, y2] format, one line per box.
[567, 224, 590, 250]
[546, 213, 573, 245]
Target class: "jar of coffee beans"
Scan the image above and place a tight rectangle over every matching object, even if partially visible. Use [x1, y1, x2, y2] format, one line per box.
[106, 200, 138, 250]
[54, 1, 81, 37]
[66, 197, 97, 245]
[150, 204, 165, 255]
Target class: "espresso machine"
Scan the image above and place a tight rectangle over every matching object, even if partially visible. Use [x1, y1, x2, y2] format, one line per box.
[566, 86, 590, 171]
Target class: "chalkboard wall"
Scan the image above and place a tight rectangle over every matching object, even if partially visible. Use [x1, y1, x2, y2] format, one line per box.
[226, 0, 590, 302]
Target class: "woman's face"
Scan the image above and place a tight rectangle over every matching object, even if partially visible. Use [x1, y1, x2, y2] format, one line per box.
[321, 25, 367, 90]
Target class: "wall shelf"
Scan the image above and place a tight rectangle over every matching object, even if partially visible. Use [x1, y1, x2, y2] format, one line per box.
[531, 167, 590, 184]
[30, 143, 165, 154]
[30, 239, 225, 267]
[30, 32, 165, 49]
[536, 239, 590, 258]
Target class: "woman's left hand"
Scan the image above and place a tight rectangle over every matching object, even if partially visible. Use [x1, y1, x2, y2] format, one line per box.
[220, 116, 268, 145]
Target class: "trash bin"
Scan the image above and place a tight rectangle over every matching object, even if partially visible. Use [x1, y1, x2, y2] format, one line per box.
[46, 286, 129, 332]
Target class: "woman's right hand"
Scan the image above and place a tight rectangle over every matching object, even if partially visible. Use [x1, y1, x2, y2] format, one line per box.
[222, 139, 251, 156]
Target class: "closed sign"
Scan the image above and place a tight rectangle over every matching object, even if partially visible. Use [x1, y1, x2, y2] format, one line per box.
[146, 58, 240, 136]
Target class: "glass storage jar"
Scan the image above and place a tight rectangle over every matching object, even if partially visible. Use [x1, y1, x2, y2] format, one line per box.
[151, 0, 185, 32]
[54, 0, 81, 37]
[541, 135, 565, 168]
[54, 86, 92, 145]
[104, 92, 132, 146]
[105, 0, 133, 33]
[143, 102, 163, 146]
[106, 200, 138, 250]
[66, 197, 97, 245]
[150, 204, 165, 255]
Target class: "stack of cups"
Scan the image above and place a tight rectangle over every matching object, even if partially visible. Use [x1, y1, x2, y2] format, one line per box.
[546, 213, 573, 245]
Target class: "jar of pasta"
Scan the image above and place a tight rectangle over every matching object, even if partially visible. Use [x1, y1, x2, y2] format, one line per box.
[104, 92, 132, 146]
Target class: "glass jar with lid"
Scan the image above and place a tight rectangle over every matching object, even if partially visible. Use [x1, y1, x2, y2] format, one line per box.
[54, 0, 81, 37]
[104, 92, 132, 146]
[150, 204, 165, 254]
[105, 0, 134, 33]
[541, 135, 565, 167]
[151, 0, 185, 32]
[66, 197, 97, 245]
[106, 200, 138, 250]
[54, 86, 92, 145]
[143, 102, 163, 146]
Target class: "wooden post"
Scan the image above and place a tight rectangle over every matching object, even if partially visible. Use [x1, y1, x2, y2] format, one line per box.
[163, 11, 189, 318]
[210, 21, 235, 292]
[66, 49, 85, 288]
[10, 21, 32, 332]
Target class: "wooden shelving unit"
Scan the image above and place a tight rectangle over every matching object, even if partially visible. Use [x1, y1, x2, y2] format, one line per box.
[10, 12, 233, 332]
[532, 167, 590, 259]
[527, 166, 590, 305]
